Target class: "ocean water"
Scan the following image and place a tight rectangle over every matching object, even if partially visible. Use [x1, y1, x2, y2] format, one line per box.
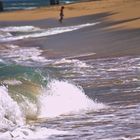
[2, 0, 76, 11]
[0, 22, 140, 140]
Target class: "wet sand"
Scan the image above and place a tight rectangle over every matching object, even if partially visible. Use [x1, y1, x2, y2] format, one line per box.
[0, 0, 140, 59]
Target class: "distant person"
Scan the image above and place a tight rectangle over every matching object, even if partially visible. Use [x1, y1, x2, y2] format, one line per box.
[59, 6, 64, 23]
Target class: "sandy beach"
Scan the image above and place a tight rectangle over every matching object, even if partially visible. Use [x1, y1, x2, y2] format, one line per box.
[0, 0, 140, 29]
[0, 1, 140, 139]
[0, 0, 140, 59]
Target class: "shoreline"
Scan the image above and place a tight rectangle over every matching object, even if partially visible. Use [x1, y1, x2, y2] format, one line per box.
[0, 0, 139, 29]
[0, 0, 140, 60]
[0, 14, 139, 60]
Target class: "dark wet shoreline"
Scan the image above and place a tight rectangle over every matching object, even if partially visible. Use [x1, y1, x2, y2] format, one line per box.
[0, 13, 140, 60]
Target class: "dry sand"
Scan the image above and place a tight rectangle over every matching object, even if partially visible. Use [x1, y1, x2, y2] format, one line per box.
[0, 0, 139, 29]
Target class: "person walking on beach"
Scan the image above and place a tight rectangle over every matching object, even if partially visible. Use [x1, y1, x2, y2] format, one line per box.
[59, 6, 64, 23]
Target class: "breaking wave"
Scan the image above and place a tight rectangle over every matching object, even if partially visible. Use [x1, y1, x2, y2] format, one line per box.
[0, 26, 41, 32]
[0, 62, 106, 139]
[0, 22, 99, 42]
[0, 80, 105, 139]
[0, 78, 105, 123]
[38, 80, 105, 118]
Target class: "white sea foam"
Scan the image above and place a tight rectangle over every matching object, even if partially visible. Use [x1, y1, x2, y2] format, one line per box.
[122, 136, 140, 140]
[0, 85, 69, 140]
[0, 31, 12, 38]
[0, 126, 68, 140]
[0, 22, 99, 42]
[0, 26, 41, 32]
[3, 79, 22, 85]
[1, 81, 100, 139]
[0, 47, 50, 65]
[0, 58, 4, 63]
[10, 127, 67, 140]
[0, 44, 93, 67]
[0, 80, 106, 121]
[5, 44, 19, 49]
[0, 86, 25, 130]
[53, 58, 91, 68]
[38, 80, 105, 118]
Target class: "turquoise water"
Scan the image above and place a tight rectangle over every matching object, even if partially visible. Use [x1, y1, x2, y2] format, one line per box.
[2, 0, 77, 11]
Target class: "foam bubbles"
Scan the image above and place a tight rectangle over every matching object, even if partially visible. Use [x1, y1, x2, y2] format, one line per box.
[53, 58, 91, 68]
[0, 126, 68, 140]
[0, 31, 12, 38]
[38, 80, 105, 118]
[122, 135, 140, 140]
[11, 127, 67, 139]
[0, 26, 41, 32]
[5, 44, 19, 49]
[0, 86, 25, 130]
[0, 58, 4, 63]
[0, 22, 99, 42]
[0, 46, 50, 65]
[3, 79, 22, 85]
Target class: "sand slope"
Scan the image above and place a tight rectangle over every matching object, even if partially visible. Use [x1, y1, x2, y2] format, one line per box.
[0, 0, 139, 29]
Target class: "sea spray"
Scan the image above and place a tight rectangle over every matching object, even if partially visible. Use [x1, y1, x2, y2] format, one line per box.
[0, 62, 106, 139]
[0, 86, 25, 130]
[0, 84, 71, 139]
[38, 80, 105, 118]
[0, 74, 106, 139]
[0, 78, 106, 122]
